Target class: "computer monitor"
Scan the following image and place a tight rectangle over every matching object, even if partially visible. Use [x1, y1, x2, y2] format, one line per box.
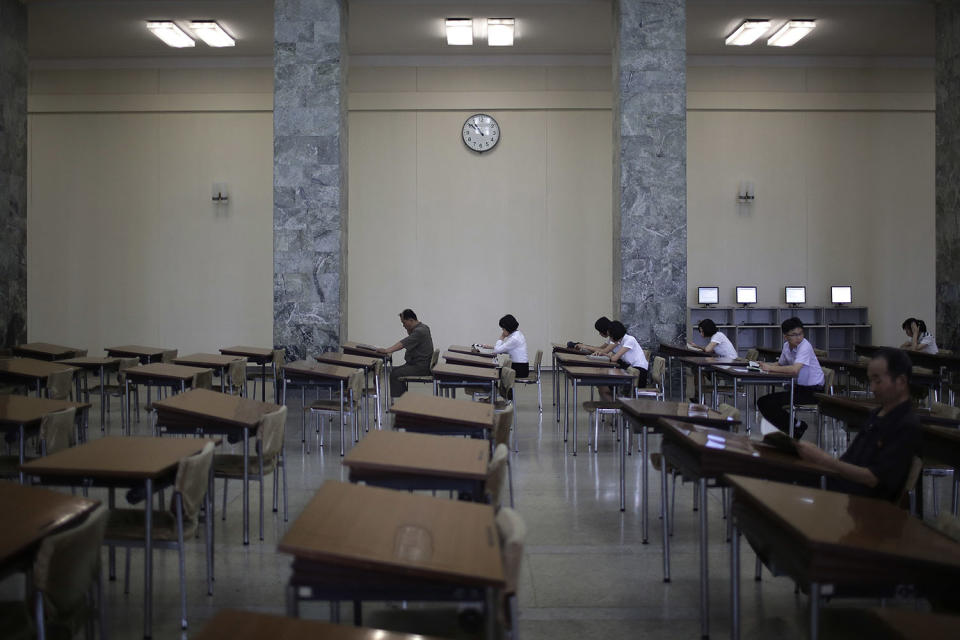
[736, 286, 757, 306]
[697, 286, 719, 306]
[785, 286, 806, 306]
[831, 286, 852, 305]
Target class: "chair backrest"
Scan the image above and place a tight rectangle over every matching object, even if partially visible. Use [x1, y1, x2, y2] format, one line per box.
[642, 348, 651, 361]
[33, 504, 109, 620]
[429, 349, 440, 370]
[192, 368, 213, 390]
[895, 455, 924, 508]
[73, 349, 88, 358]
[39, 407, 77, 456]
[116, 357, 140, 384]
[813, 348, 828, 359]
[532, 349, 543, 379]
[717, 402, 741, 422]
[272, 348, 286, 370]
[745, 348, 759, 361]
[821, 366, 836, 393]
[649, 356, 666, 387]
[486, 443, 509, 506]
[498, 366, 517, 397]
[347, 370, 364, 404]
[493, 404, 514, 449]
[495, 507, 527, 597]
[226, 357, 247, 392]
[932, 402, 960, 420]
[257, 405, 288, 461]
[174, 441, 216, 527]
[161, 349, 178, 363]
[46, 367, 74, 400]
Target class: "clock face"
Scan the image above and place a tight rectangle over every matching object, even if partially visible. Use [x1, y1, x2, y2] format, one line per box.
[462, 114, 500, 152]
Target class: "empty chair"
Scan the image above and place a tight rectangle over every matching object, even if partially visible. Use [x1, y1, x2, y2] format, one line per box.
[160, 349, 178, 363]
[496, 507, 527, 640]
[215, 405, 289, 540]
[191, 369, 213, 391]
[744, 348, 759, 361]
[247, 348, 285, 402]
[492, 404, 516, 508]
[105, 441, 215, 630]
[362, 358, 384, 430]
[219, 357, 248, 395]
[486, 443, 509, 508]
[514, 349, 544, 412]
[636, 356, 666, 400]
[46, 367, 75, 401]
[0, 406, 78, 478]
[585, 367, 640, 455]
[305, 370, 363, 456]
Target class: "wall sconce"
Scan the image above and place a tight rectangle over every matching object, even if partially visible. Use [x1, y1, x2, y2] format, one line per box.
[736, 181, 755, 204]
[212, 182, 229, 204]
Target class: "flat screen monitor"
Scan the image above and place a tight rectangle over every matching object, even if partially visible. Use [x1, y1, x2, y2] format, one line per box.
[697, 286, 719, 306]
[831, 286, 852, 305]
[736, 286, 757, 305]
[785, 286, 806, 305]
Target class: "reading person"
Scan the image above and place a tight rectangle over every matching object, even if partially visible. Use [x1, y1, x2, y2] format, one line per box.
[756, 317, 824, 439]
[597, 320, 648, 400]
[686, 319, 737, 359]
[899, 317, 939, 354]
[796, 348, 920, 501]
[481, 314, 529, 378]
[378, 309, 434, 398]
[574, 316, 615, 354]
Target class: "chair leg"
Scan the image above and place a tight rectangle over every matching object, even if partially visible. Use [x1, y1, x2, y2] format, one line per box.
[669, 472, 677, 536]
[933, 476, 940, 517]
[273, 466, 279, 513]
[513, 402, 519, 453]
[34, 591, 46, 640]
[259, 460, 265, 542]
[97, 569, 107, 640]
[755, 555, 763, 581]
[123, 548, 130, 594]
[221, 478, 228, 521]
[537, 379, 543, 413]
[176, 496, 187, 629]
[282, 448, 289, 522]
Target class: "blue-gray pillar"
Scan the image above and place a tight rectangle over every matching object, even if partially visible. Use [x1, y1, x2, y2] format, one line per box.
[0, 0, 27, 348]
[274, 0, 348, 360]
[613, 0, 687, 346]
[936, 1, 960, 350]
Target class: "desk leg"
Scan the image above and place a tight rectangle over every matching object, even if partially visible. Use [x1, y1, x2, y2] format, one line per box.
[731, 524, 740, 640]
[619, 420, 625, 511]
[711, 371, 717, 410]
[99, 365, 106, 432]
[661, 458, 671, 582]
[697, 366, 703, 405]
[243, 426, 250, 545]
[563, 373, 569, 442]
[339, 380, 345, 456]
[642, 425, 649, 543]
[677, 358, 683, 402]
[572, 381, 578, 456]
[363, 369, 369, 433]
[809, 582, 820, 640]
[490, 380, 495, 406]
[699, 477, 709, 640]
[18, 425, 25, 484]
[788, 380, 796, 438]
[952, 471, 959, 516]
[286, 583, 298, 617]
[144, 477, 153, 639]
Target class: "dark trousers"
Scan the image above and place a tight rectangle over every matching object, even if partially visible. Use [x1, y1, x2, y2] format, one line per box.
[390, 362, 431, 397]
[511, 362, 529, 378]
[757, 385, 822, 433]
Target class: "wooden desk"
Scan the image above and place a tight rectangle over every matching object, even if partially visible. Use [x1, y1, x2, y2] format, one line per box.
[854, 345, 946, 401]
[442, 350, 499, 369]
[124, 363, 210, 432]
[282, 361, 359, 456]
[344, 430, 490, 500]
[708, 363, 798, 435]
[0, 394, 91, 482]
[279, 481, 504, 630]
[152, 388, 282, 544]
[448, 344, 496, 358]
[389, 393, 493, 439]
[0, 483, 99, 580]
[341, 341, 394, 401]
[755, 346, 782, 361]
[550, 343, 588, 418]
[56, 356, 121, 431]
[105, 345, 167, 364]
[194, 609, 446, 640]
[823, 607, 960, 640]
[560, 365, 634, 455]
[315, 352, 382, 431]
[676, 356, 748, 405]
[658, 419, 836, 639]
[219, 346, 275, 401]
[22, 436, 216, 639]
[727, 474, 960, 640]
[14, 342, 83, 361]
[431, 363, 498, 403]
[553, 352, 614, 424]
[0, 358, 78, 397]
[656, 341, 702, 399]
[174, 353, 244, 393]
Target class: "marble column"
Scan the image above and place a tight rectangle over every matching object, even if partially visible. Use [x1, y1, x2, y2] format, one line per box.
[274, 0, 348, 360]
[0, 0, 27, 348]
[936, 1, 960, 350]
[613, 0, 687, 347]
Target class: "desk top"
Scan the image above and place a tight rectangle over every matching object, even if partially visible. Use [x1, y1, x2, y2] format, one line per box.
[0, 358, 77, 379]
[431, 363, 499, 382]
[815, 394, 960, 428]
[174, 353, 244, 368]
[709, 363, 797, 381]
[551, 342, 586, 355]
[755, 346, 782, 360]
[343, 430, 489, 480]
[55, 356, 120, 369]
[726, 474, 960, 568]
[193, 610, 446, 640]
[14, 343, 82, 360]
[390, 393, 493, 429]
[561, 366, 635, 381]
[619, 398, 737, 428]
[442, 351, 498, 368]
[825, 607, 960, 640]
[0, 395, 90, 428]
[0, 483, 99, 572]
[448, 345, 496, 358]
[152, 388, 281, 428]
[21, 436, 216, 480]
[315, 352, 379, 369]
[125, 362, 209, 382]
[657, 342, 703, 358]
[341, 341, 384, 357]
[105, 345, 167, 358]
[555, 353, 613, 368]
[283, 360, 357, 381]
[278, 481, 504, 587]
[220, 345, 274, 360]
[678, 356, 747, 366]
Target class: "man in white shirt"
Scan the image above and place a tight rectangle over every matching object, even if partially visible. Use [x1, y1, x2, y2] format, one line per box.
[757, 317, 825, 439]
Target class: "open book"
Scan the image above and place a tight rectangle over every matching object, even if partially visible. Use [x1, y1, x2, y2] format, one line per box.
[759, 417, 799, 455]
[355, 343, 378, 352]
[587, 354, 611, 361]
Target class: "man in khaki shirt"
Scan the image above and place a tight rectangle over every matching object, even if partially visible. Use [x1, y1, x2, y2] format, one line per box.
[379, 308, 434, 397]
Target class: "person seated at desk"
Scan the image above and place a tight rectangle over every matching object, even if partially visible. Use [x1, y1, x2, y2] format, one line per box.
[574, 316, 614, 354]
[378, 308, 434, 398]
[597, 320, 648, 401]
[686, 319, 737, 359]
[480, 314, 529, 378]
[900, 317, 939, 354]
[797, 348, 920, 502]
[757, 317, 824, 439]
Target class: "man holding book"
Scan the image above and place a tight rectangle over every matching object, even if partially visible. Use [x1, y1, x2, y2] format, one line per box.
[378, 308, 434, 398]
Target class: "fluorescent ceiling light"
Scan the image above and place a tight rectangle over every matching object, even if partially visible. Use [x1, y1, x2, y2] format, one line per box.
[190, 21, 235, 47]
[446, 18, 473, 45]
[146, 21, 195, 48]
[767, 20, 816, 47]
[725, 20, 771, 46]
[488, 18, 515, 46]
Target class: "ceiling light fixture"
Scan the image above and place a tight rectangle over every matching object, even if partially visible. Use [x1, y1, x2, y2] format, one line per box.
[146, 21, 195, 48]
[190, 21, 235, 47]
[487, 18, 515, 46]
[446, 18, 473, 45]
[767, 20, 816, 47]
[724, 20, 771, 46]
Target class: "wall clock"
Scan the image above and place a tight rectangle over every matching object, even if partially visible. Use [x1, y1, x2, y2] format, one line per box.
[462, 113, 500, 152]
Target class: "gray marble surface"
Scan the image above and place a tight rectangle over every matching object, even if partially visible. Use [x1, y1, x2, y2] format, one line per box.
[274, 0, 348, 361]
[614, 0, 687, 348]
[936, 2, 960, 350]
[0, 0, 27, 348]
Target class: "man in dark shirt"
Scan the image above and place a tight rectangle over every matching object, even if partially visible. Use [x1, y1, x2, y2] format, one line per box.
[379, 308, 434, 398]
[796, 347, 920, 502]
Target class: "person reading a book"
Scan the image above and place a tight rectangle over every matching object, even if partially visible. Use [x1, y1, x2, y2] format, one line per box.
[899, 317, 939, 354]
[686, 319, 737, 359]
[795, 348, 920, 501]
[756, 317, 824, 439]
[378, 308, 434, 398]
[480, 314, 529, 378]
[597, 320, 648, 401]
[574, 316, 615, 354]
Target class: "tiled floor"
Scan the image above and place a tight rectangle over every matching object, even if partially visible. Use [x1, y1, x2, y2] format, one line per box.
[2, 374, 949, 639]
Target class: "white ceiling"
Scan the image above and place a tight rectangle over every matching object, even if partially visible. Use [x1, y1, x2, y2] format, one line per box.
[26, 0, 934, 64]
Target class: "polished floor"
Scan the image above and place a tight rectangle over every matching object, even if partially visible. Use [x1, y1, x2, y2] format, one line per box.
[2, 373, 950, 639]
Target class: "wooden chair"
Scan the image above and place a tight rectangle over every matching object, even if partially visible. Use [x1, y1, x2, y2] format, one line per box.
[514, 349, 544, 412]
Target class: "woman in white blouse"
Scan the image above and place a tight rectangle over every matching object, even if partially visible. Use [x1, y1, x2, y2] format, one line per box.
[900, 317, 938, 354]
[482, 314, 529, 377]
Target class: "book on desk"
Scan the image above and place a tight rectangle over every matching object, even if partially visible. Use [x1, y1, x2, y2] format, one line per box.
[759, 418, 799, 456]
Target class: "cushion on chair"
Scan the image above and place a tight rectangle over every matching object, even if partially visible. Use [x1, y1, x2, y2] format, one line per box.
[493, 405, 513, 448]
[495, 507, 527, 596]
[485, 444, 509, 506]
